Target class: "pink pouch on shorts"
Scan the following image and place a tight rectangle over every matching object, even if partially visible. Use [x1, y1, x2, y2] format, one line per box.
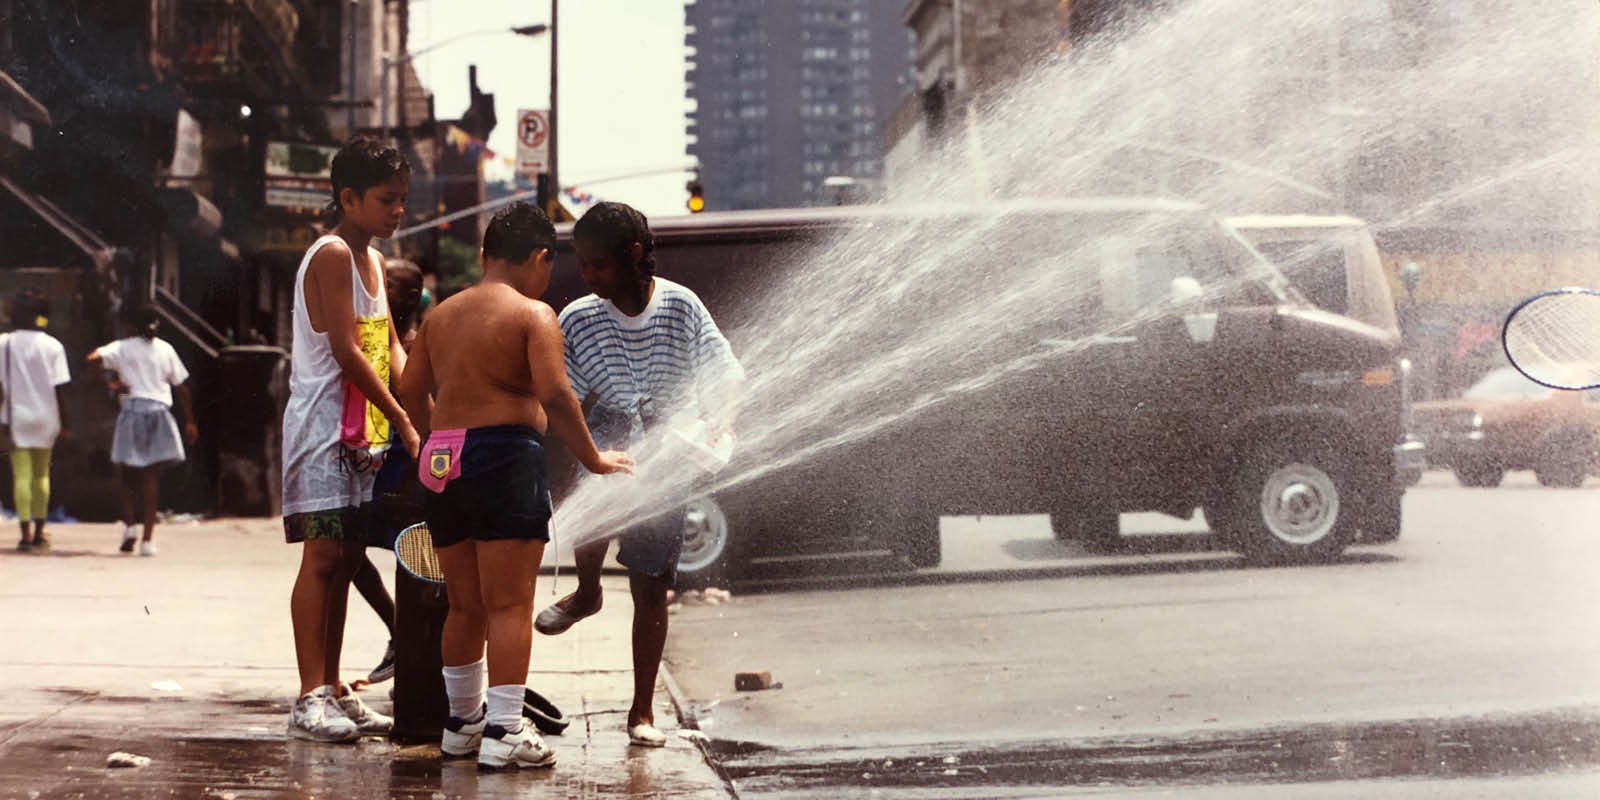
[339, 382, 369, 449]
[419, 428, 467, 493]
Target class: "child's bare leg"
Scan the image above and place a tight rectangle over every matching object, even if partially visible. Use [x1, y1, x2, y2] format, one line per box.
[139, 468, 159, 541]
[555, 538, 609, 615]
[627, 572, 670, 728]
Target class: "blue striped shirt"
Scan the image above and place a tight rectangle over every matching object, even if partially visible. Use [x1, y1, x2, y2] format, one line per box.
[559, 278, 744, 446]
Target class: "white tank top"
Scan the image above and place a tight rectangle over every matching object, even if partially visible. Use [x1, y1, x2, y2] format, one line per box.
[282, 235, 390, 516]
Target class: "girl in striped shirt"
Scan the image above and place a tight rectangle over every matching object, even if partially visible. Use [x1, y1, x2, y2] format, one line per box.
[535, 202, 744, 747]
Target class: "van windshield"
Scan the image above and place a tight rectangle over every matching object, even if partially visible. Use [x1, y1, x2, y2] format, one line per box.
[1233, 224, 1399, 335]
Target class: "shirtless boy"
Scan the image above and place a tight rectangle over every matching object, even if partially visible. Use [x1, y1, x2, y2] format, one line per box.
[397, 202, 632, 770]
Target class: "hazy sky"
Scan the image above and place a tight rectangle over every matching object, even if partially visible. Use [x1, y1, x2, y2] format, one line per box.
[409, 0, 695, 219]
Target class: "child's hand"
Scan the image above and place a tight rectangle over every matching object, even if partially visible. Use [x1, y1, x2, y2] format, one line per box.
[591, 450, 635, 475]
[398, 421, 421, 461]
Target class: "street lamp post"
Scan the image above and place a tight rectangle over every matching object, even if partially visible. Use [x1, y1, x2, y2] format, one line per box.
[379, 23, 549, 143]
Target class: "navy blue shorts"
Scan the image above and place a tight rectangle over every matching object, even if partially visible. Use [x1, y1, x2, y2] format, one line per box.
[588, 407, 684, 585]
[424, 425, 551, 549]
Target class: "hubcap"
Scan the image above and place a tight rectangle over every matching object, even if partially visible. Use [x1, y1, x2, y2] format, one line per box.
[677, 497, 728, 573]
[1258, 463, 1339, 545]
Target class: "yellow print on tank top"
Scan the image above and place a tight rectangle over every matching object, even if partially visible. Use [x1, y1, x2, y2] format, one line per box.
[337, 313, 391, 465]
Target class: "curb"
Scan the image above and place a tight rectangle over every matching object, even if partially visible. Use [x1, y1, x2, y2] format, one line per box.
[660, 662, 740, 799]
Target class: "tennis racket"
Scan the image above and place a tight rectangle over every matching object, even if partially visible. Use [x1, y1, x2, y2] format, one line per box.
[1503, 287, 1600, 390]
[394, 522, 445, 584]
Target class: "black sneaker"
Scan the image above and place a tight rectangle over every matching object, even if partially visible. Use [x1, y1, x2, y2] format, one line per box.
[16, 537, 30, 552]
[366, 640, 396, 684]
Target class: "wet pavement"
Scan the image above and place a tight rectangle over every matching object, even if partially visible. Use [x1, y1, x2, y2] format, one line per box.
[707, 709, 1600, 797]
[664, 473, 1600, 796]
[0, 519, 730, 799]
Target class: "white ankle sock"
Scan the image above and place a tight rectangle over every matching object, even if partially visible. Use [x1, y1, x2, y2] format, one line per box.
[486, 684, 524, 731]
[441, 658, 486, 720]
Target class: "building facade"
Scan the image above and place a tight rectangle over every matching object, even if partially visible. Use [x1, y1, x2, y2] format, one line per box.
[685, 0, 915, 210]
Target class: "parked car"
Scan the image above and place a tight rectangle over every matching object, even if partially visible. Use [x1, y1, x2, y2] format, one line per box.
[1412, 366, 1600, 488]
[548, 201, 1418, 585]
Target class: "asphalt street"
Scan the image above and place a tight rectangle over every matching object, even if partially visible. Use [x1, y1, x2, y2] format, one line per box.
[663, 470, 1600, 796]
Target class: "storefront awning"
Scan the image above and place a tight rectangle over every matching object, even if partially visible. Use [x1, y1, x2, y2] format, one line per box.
[0, 174, 116, 269]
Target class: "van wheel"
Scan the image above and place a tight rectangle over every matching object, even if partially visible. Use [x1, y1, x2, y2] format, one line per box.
[1049, 508, 1123, 552]
[1454, 460, 1504, 488]
[1217, 440, 1356, 564]
[675, 496, 733, 590]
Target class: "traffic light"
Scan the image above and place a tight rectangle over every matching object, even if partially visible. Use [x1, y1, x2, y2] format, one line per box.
[686, 178, 705, 213]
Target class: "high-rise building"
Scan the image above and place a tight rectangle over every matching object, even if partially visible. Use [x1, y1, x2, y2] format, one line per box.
[684, 0, 914, 210]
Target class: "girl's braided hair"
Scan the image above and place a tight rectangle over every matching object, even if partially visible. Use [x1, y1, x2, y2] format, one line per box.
[573, 201, 656, 284]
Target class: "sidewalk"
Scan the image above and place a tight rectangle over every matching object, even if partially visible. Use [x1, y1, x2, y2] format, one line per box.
[0, 518, 729, 799]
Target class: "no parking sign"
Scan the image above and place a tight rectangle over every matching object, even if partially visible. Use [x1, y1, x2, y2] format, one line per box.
[517, 108, 549, 177]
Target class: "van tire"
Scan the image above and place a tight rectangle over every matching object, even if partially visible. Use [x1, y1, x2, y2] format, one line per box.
[1217, 440, 1356, 564]
[675, 496, 735, 590]
[1049, 508, 1124, 552]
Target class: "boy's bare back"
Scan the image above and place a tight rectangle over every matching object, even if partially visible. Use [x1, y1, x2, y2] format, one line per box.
[416, 282, 561, 433]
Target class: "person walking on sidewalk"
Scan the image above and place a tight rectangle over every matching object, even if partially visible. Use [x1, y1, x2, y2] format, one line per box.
[86, 305, 198, 557]
[397, 202, 632, 769]
[282, 135, 419, 743]
[534, 202, 745, 747]
[1, 289, 71, 551]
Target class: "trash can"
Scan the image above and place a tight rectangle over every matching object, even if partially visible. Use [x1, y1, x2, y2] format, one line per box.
[213, 345, 287, 517]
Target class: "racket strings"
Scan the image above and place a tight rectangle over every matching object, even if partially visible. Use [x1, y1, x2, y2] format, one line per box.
[396, 525, 445, 582]
[1506, 291, 1600, 389]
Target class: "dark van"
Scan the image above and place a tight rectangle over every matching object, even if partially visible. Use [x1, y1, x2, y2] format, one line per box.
[550, 200, 1418, 585]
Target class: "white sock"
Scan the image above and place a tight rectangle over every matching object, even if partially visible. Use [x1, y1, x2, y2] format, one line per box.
[486, 684, 525, 732]
[442, 658, 486, 720]
[122, 524, 137, 541]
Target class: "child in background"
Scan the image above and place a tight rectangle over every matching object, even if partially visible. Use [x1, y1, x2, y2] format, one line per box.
[1, 289, 71, 551]
[87, 305, 198, 556]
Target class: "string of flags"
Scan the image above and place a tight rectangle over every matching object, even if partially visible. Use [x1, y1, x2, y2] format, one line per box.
[444, 124, 496, 159]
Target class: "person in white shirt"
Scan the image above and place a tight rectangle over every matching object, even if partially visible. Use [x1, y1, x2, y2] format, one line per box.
[1, 289, 71, 551]
[86, 305, 198, 556]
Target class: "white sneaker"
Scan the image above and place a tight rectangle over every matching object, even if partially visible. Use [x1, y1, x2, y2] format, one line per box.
[441, 704, 487, 758]
[138, 540, 157, 557]
[477, 722, 556, 770]
[628, 722, 667, 747]
[336, 685, 393, 735]
[287, 687, 360, 743]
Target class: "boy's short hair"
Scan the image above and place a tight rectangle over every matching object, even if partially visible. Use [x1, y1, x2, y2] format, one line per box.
[326, 135, 411, 222]
[482, 202, 556, 264]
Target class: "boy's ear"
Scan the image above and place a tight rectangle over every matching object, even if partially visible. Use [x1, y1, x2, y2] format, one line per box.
[339, 186, 360, 211]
